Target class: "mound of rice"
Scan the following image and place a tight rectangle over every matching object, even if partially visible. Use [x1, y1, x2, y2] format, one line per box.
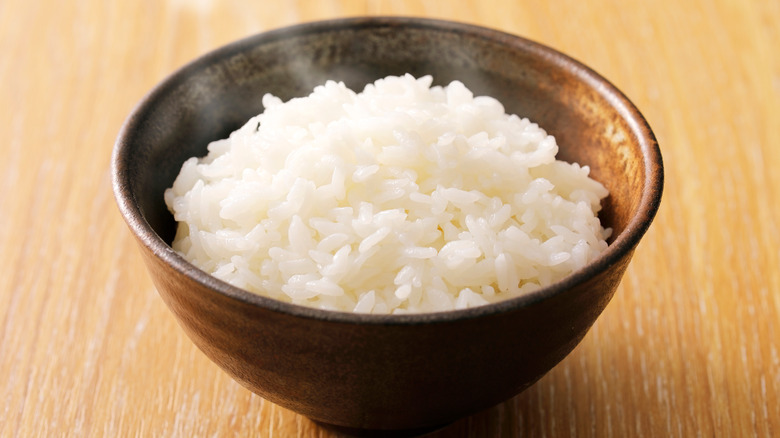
[164, 74, 610, 314]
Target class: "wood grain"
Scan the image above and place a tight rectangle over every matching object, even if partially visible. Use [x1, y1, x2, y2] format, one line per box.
[1, 0, 777, 436]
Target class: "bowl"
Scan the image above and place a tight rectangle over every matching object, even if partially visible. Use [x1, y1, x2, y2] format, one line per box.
[112, 17, 662, 435]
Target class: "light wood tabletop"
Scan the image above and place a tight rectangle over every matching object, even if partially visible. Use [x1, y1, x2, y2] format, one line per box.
[2, 0, 778, 436]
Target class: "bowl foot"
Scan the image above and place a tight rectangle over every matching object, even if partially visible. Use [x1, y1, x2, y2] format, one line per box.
[314, 420, 452, 437]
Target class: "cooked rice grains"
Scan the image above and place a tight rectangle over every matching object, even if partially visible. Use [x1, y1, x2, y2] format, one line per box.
[164, 74, 611, 314]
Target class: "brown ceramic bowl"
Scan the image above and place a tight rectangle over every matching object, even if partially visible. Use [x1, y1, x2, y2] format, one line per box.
[112, 17, 662, 435]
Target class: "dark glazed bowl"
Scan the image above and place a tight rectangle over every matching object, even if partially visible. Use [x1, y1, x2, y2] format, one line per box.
[112, 17, 662, 435]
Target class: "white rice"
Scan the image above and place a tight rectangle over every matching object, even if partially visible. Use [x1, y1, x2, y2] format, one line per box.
[164, 74, 611, 314]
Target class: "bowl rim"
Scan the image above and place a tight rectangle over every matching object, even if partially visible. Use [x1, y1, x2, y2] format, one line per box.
[112, 16, 663, 325]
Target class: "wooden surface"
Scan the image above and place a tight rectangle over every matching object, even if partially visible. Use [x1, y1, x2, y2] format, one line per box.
[1, 0, 778, 436]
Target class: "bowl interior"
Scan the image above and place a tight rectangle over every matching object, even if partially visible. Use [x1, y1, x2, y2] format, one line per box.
[115, 17, 662, 315]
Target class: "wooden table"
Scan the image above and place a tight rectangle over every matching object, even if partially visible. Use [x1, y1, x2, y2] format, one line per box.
[2, 0, 777, 436]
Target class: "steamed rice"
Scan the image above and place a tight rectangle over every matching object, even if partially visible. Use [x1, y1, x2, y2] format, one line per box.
[164, 74, 611, 314]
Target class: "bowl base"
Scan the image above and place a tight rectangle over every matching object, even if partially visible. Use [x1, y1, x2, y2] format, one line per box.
[314, 420, 452, 437]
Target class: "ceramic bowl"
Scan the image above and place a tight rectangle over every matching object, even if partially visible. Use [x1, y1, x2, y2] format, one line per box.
[112, 17, 662, 435]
